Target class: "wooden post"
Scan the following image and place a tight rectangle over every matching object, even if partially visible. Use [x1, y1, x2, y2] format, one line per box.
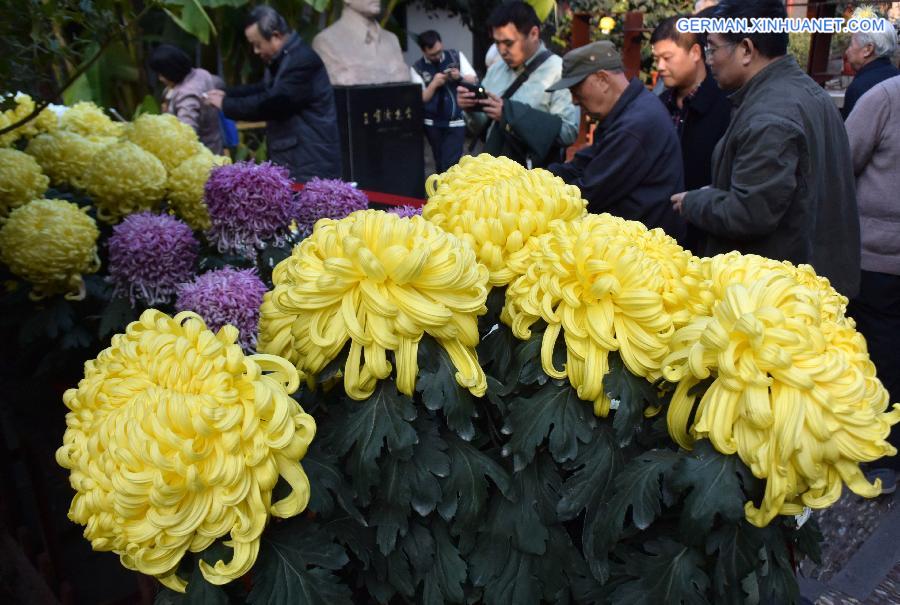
[806, 0, 837, 84]
[566, 12, 596, 161]
[622, 11, 644, 80]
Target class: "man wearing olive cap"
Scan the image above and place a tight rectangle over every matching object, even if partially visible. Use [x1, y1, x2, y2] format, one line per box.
[547, 41, 687, 244]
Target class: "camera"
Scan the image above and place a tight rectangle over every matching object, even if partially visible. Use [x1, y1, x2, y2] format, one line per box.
[458, 80, 488, 100]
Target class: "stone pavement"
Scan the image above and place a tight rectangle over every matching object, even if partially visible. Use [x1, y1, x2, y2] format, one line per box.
[799, 488, 900, 604]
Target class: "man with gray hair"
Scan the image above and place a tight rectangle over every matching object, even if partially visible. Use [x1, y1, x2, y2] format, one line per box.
[842, 9, 899, 118]
[206, 5, 342, 182]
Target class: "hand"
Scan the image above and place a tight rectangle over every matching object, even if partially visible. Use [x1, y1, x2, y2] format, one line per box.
[430, 72, 449, 89]
[671, 191, 687, 214]
[446, 67, 461, 81]
[457, 87, 479, 110]
[205, 89, 225, 109]
[480, 92, 504, 121]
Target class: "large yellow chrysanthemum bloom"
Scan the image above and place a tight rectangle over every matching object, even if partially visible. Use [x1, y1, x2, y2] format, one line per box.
[26, 130, 108, 189]
[56, 310, 316, 592]
[503, 214, 685, 416]
[662, 254, 900, 527]
[0, 94, 58, 146]
[423, 154, 587, 287]
[259, 209, 489, 400]
[60, 101, 125, 139]
[82, 141, 167, 223]
[127, 113, 202, 172]
[0, 198, 100, 299]
[0, 148, 49, 216]
[167, 150, 232, 230]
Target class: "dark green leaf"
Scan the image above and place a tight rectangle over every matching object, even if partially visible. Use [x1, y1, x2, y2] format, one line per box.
[422, 522, 466, 605]
[757, 526, 801, 605]
[438, 435, 511, 532]
[611, 538, 710, 605]
[247, 521, 351, 605]
[705, 523, 764, 605]
[99, 296, 136, 338]
[61, 324, 94, 349]
[668, 441, 747, 538]
[154, 587, 184, 605]
[473, 548, 540, 605]
[319, 515, 375, 568]
[793, 518, 823, 566]
[417, 336, 476, 440]
[19, 297, 75, 345]
[326, 382, 418, 497]
[399, 521, 436, 576]
[505, 380, 594, 470]
[604, 352, 662, 446]
[184, 544, 232, 605]
[303, 444, 365, 524]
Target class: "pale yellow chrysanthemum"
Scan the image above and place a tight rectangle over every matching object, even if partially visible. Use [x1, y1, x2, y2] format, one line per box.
[503, 214, 682, 416]
[259, 209, 489, 400]
[60, 101, 125, 138]
[662, 255, 900, 527]
[0, 147, 49, 216]
[56, 309, 316, 592]
[26, 130, 108, 189]
[127, 113, 201, 172]
[0, 198, 100, 299]
[167, 150, 232, 230]
[82, 141, 167, 223]
[0, 94, 58, 146]
[423, 154, 587, 286]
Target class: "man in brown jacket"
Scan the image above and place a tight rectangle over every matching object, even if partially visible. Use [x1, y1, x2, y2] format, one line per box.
[670, 0, 860, 296]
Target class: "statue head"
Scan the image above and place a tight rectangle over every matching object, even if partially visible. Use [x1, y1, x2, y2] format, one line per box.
[343, 0, 382, 20]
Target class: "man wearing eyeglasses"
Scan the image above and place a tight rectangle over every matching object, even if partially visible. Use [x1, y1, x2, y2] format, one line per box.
[670, 0, 860, 297]
[457, 1, 579, 168]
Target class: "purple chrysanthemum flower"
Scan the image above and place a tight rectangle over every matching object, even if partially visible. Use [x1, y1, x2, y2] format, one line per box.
[204, 161, 298, 256]
[107, 212, 198, 306]
[389, 205, 422, 219]
[296, 178, 368, 238]
[175, 267, 268, 351]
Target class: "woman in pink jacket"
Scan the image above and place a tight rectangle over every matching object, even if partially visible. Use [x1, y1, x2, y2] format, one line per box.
[149, 45, 224, 154]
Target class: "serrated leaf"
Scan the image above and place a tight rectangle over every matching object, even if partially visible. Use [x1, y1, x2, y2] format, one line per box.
[19, 297, 75, 345]
[473, 548, 540, 605]
[506, 380, 594, 470]
[757, 526, 801, 605]
[99, 296, 136, 338]
[611, 538, 710, 605]
[326, 382, 417, 497]
[422, 522, 466, 605]
[603, 352, 661, 446]
[399, 521, 436, 576]
[303, 443, 365, 524]
[184, 544, 232, 605]
[557, 426, 619, 521]
[154, 587, 185, 605]
[438, 435, 511, 533]
[417, 336, 476, 440]
[705, 523, 764, 605]
[793, 518, 823, 566]
[319, 515, 375, 568]
[668, 441, 747, 538]
[247, 521, 351, 605]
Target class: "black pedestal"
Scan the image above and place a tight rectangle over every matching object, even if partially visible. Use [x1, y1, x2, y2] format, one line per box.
[334, 83, 425, 199]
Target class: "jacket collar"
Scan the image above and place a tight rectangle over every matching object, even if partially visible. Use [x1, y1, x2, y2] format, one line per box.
[855, 56, 895, 78]
[270, 32, 301, 71]
[727, 55, 798, 108]
[661, 70, 720, 115]
[598, 78, 644, 132]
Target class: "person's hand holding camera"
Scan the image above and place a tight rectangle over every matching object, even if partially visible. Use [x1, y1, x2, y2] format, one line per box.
[480, 92, 504, 122]
[457, 86, 479, 110]
[429, 72, 449, 90]
[444, 67, 461, 81]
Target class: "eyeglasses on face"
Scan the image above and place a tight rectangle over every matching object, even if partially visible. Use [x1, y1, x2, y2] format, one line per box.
[704, 42, 736, 58]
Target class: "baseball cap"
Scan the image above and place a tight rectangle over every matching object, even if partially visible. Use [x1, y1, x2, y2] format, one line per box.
[546, 41, 623, 91]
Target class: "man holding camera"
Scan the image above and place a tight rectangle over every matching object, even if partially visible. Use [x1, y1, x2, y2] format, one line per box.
[457, 2, 579, 168]
[410, 30, 477, 173]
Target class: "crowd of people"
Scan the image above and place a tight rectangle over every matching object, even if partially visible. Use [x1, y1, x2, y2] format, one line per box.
[148, 0, 900, 486]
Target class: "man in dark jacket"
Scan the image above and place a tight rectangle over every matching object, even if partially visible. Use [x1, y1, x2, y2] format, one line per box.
[842, 8, 898, 119]
[206, 6, 342, 182]
[670, 0, 860, 296]
[546, 41, 686, 243]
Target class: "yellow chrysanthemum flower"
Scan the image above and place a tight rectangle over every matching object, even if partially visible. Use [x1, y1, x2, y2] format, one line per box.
[0, 198, 100, 299]
[127, 113, 202, 172]
[167, 150, 232, 230]
[423, 154, 587, 286]
[60, 101, 125, 139]
[56, 309, 316, 592]
[26, 130, 107, 189]
[502, 214, 683, 416]
[258, 209, 489, 400]
[82, 141, 167, 223]
[0, 94, 58, 146]
[662, 255, 900, 527]
[0, 147, 49, 216]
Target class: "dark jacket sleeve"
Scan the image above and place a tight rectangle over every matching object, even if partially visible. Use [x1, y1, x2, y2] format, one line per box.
[682, 120, 802, 241]
[501, 100, 563, 161]
[225, 82, 266, 98]
[548, 128, 651, 213]
[223, 55, 319, 122]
